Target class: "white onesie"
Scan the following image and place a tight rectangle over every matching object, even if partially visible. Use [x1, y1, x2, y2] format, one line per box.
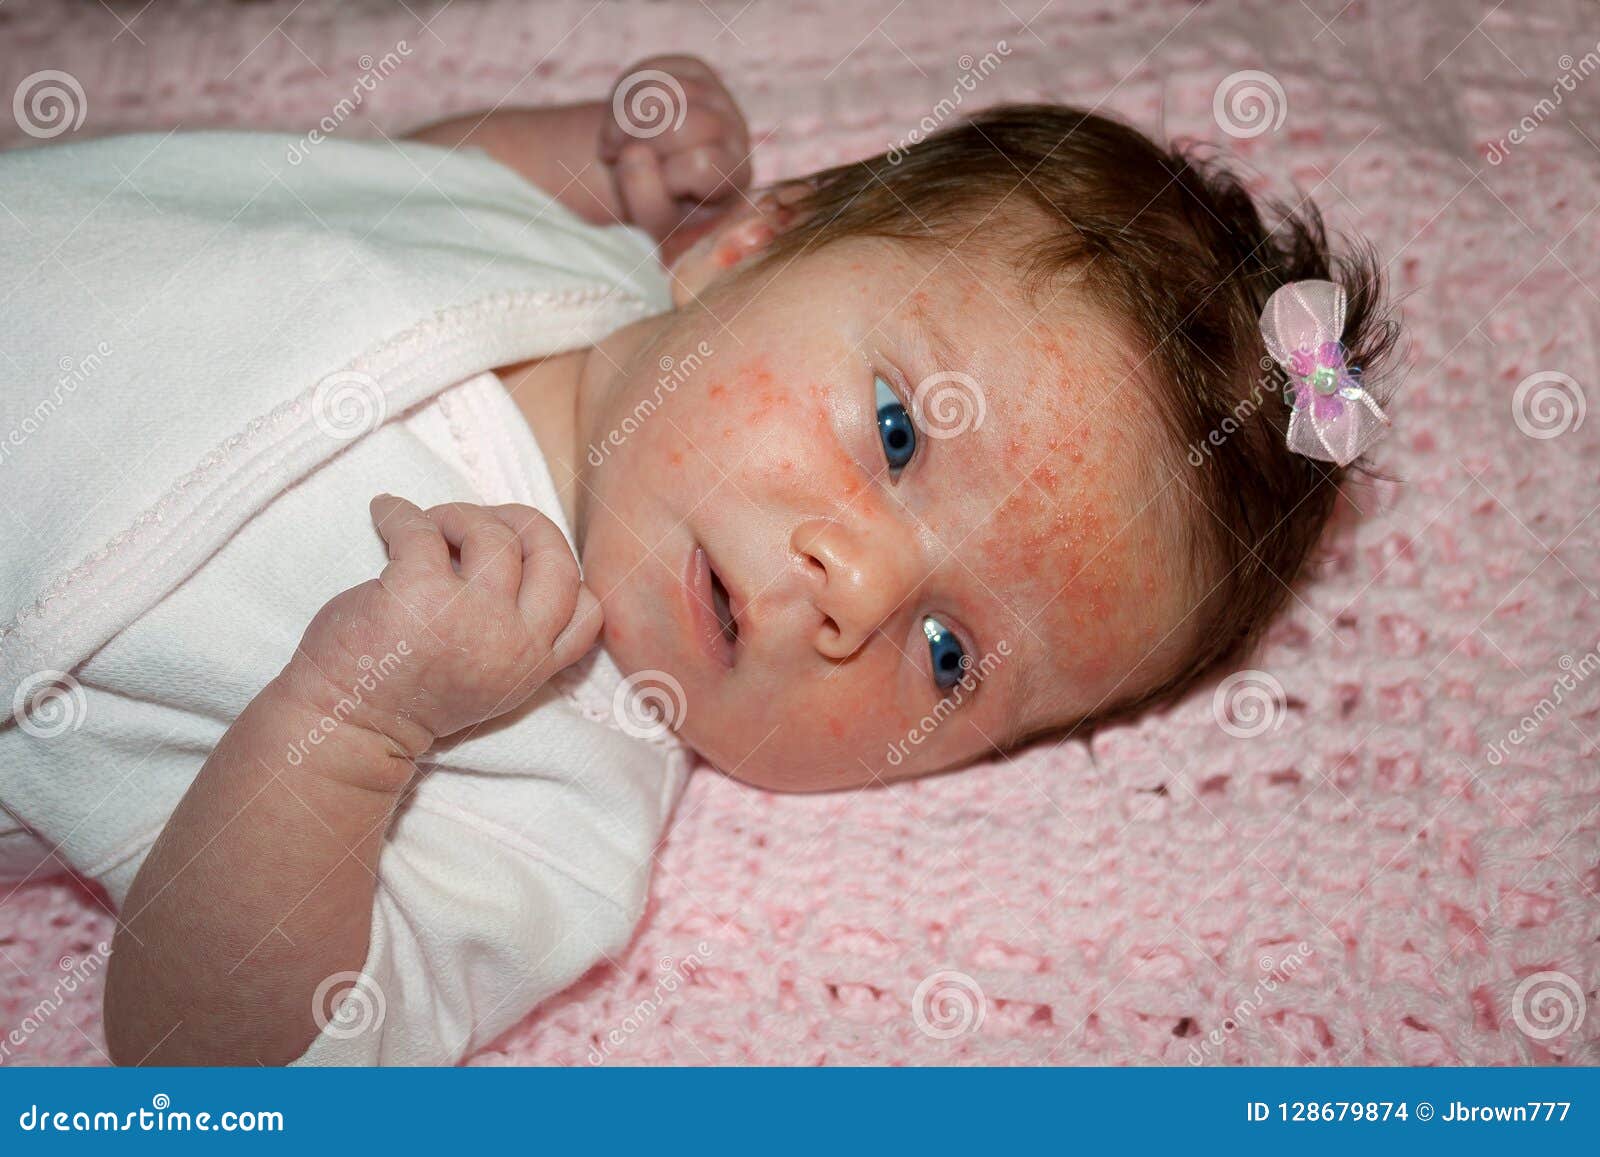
[0, 132, 691, 1064]
[1, 366, 691, 1064]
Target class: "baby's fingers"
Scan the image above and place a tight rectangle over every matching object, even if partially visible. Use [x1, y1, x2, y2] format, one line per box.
[488, 504, 583, 642]
[546, 585, 604, 672]
[371, 495, 450, 573]
[614, 142, 679, 239]
[661, 144, 746, 206]
[600, 67, 731, 162]
[423, 502, 523, 599]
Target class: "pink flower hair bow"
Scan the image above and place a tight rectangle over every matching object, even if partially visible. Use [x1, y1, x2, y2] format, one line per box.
[1259, 279, 1389, 467]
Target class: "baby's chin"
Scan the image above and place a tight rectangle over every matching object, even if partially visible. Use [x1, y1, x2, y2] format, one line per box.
[674, 726, 919, 793]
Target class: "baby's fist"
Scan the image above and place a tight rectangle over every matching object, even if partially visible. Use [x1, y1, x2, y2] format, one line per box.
[288, 497, 602, 762]
[599, 55, 752, 245]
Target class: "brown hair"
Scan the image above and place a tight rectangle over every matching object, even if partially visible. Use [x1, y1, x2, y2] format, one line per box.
[760, 103, 1399, 730]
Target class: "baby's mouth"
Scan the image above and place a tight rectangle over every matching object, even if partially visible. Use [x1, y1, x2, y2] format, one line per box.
[687, 543, 740, 671]
[709, 565, 739, 648]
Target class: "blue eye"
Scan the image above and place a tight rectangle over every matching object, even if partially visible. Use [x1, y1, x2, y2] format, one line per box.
[923, 616, 968, 691]
[874, 374, 917, 472]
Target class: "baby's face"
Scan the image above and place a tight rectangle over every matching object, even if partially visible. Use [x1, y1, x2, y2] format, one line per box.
[578, 230, 1189, 790]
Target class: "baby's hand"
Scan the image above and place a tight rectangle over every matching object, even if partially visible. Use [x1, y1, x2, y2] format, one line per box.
[283, 496, 603, 772]
[599, 54, 752, 245]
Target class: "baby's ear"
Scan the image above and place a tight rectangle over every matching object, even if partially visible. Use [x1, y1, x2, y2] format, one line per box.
[666, 193, 786, 305]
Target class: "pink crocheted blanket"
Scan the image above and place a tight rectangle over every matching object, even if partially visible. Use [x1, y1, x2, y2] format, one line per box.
[2, 0, 1596, 1066]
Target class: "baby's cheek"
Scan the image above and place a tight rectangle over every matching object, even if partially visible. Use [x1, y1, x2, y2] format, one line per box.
[709, 365, 879, 508]
[781, 663, 911, 758]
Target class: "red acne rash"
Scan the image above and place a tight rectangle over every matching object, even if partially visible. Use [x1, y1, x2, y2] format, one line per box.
[668, 450, 684, 468]
[826, 716, 846, 739]
[708, 383, 727, 400]
[1031, 331, 1071, 370]
[725, 357, 794, 412]
[1048, 432, 1086, 465]
[736, 358, 776, 391]
[980, 450, 1126, 635]
[805, 430, 871, 505]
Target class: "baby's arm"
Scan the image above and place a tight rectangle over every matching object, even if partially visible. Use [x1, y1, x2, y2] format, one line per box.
[103, 497, 602, 1065]
[407, 54, 750, 258]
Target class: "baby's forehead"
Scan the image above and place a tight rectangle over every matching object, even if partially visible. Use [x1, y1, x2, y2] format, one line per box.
[896, 266, 1182, 710]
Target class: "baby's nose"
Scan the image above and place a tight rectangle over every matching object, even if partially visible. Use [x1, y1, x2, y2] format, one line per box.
[790, 516, 918, 661]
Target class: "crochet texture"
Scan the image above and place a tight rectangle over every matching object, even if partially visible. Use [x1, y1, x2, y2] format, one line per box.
[0, 0, 1596, 1065]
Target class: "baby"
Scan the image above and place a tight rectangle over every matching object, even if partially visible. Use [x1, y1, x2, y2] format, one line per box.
[0, 55, 1395, 1065]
